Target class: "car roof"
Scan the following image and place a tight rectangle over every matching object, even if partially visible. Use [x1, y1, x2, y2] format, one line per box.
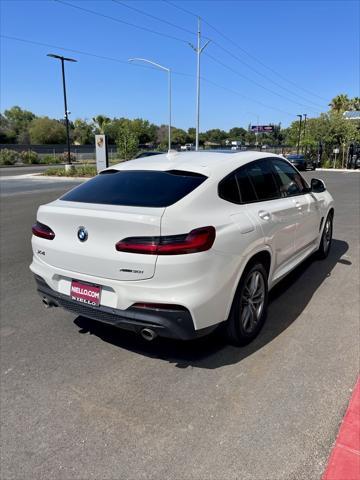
[108, 150, 283, 178]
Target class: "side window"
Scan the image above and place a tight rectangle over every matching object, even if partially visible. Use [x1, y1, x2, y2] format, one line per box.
[245, 159, 280, 201]
[235, 168, 257, 203]
[218, 173, 240, 204]
[271, 159, 307, 197]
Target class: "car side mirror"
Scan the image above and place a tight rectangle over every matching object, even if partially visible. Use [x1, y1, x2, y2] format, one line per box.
[311, 178, 326, 193]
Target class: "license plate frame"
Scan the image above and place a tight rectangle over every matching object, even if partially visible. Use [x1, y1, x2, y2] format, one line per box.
[70, 280, 102, 307]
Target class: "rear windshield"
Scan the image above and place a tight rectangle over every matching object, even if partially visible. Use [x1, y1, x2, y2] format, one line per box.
[61, 170, 207, 207]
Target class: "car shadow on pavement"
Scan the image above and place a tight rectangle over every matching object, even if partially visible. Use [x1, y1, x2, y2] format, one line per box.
[74, 239, 349, 369]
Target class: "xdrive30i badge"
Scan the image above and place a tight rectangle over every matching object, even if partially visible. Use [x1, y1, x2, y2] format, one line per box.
[77, 227, 88, 242]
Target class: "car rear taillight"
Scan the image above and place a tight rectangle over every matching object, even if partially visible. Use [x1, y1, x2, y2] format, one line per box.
[32, 221, 55, 240]
[115, 226, 215, 255]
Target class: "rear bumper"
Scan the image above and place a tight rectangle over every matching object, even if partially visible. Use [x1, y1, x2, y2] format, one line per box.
[34, 275, 215, 340]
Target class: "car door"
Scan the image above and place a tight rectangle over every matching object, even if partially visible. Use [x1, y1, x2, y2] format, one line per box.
[270, 158, 320, 254]
[239, 159, 299, 271]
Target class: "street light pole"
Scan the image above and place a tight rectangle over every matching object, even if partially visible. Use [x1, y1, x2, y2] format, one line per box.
[168, 67, 172, 153]
[296, 114, 303, 154]
[47, 54, 77, 166]
[129, 58, 172, 152]
[303, 113, 307, 155]
[303, 113, 307, 137]
[189, 17, 210, 151]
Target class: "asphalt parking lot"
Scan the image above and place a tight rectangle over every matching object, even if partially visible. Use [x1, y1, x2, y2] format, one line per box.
[0, 171, 359, 480]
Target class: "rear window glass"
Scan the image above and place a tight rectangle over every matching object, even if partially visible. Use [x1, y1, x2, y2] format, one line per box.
[61, 170, 207, 207]
[218, 174, 240, 203]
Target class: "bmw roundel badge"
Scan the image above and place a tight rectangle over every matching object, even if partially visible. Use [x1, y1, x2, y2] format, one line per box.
[77, 226, 88, 242]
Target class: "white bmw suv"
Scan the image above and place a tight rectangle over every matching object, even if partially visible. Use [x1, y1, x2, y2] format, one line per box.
[30, 151, 334, 345]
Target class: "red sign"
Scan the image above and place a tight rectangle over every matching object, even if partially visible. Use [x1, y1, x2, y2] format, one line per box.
[70, 280, 101, 306]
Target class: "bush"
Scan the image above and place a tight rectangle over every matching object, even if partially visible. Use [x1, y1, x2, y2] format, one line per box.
[58, 152, 77, 163]
[40, 154, 63, 164]
[0, 149, 19, 165]
[19, 150, 39, 164]
[44, 165, 97, 177]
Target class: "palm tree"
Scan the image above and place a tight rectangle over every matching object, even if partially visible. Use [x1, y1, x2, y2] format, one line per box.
[350, 97, 360, 111]
[92, 115, 111, 134]
[329, 94, 351, 113]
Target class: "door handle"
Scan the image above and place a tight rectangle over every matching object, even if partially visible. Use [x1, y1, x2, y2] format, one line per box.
[294, 201, 302, 211]
[258, 210, 271, 221]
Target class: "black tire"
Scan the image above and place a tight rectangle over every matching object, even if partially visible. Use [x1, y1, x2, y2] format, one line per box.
[317, 213, 333, 259]
[225, 262, 268, 346]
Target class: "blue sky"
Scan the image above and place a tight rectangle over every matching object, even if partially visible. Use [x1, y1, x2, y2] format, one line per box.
[1, 0, 359, 131]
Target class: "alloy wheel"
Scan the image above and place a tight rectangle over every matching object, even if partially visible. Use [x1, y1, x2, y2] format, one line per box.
[240, 270, 266, 333]
[323, 217, 332, 253]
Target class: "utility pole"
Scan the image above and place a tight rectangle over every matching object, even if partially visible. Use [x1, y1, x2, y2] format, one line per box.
[189, 18, 210, 151]
[47, 54, 77, 168]
[296, 114, 302, 154]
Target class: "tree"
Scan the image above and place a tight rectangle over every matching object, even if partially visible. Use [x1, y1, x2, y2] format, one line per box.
[171, 127, 187, 145]
[116, 124, 139, 160]
[329, 94, 351, 113]
[187, 128, 196, 143]
[72, 119, 94, 145]
[228, 127, 247, 142]
[3, 106, 35, 143]
[131, 118, 157, 144]
[92, 115, 111, 134]
[284, 111, 360, 161]
[28, 117, 67, 144]
[204, 128, 227, 144]
[156, 124, 169, 147]
[0, 114, 16, 143]
[350, 97, 360, 111]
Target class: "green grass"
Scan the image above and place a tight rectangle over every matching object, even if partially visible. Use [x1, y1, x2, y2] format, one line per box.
[44, 165, 97, 177]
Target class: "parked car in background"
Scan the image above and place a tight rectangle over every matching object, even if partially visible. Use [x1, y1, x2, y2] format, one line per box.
[180, 144, 193, 151]
[231, 141, 242, 151]
[286, 154, 315, 171]
[31, 151, 334, 346]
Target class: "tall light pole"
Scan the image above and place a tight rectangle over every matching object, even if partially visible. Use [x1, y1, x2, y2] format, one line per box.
[129, 58, 172, 152]
[296, 114, 303, 154]
[303, 113, 307, 155]
[47, 54, 77, 166]
[189, 18, 210, 151]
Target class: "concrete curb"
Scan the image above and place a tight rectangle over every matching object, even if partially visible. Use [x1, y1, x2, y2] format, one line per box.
[322, 376, 360, 480]
[316, 168, 360, 172]
[0, 173, 89, 181]
[31, 174, 89, 181]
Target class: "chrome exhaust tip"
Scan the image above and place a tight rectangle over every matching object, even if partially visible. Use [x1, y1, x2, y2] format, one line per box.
[42, 297, 57, 308]
[42, 297, 51, 308]
[140, 328, 157, 341]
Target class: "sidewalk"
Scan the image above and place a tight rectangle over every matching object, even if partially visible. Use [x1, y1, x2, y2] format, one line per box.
[316, 168, 360, 172]
[322, 376, 360, 480]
